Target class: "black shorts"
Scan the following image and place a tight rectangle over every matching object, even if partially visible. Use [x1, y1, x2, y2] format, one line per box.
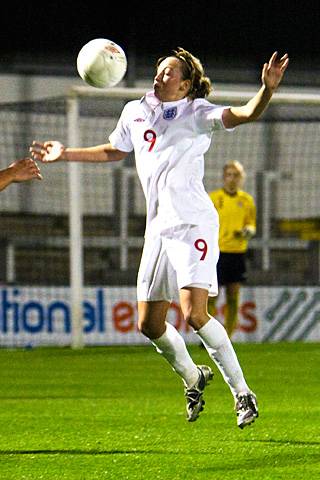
[217, 252, 247, 285]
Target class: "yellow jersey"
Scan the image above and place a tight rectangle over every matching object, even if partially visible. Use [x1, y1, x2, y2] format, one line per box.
[209, 188, 256, 253]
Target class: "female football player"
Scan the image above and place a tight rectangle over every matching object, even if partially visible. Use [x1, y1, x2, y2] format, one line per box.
[30, 48, 288, 428]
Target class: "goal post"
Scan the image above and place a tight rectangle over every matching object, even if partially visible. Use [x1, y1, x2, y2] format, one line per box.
[67, 95, 84, 349]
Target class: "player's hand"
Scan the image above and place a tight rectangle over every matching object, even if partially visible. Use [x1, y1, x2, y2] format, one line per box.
[262, 52, 289, 92]
[30, 141, 65, 163]
[10, 158, 43, 181]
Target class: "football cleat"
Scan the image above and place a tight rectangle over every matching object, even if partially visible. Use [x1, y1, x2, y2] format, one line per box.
[235, 392, 259, 429]
[184, 365, 213, 422]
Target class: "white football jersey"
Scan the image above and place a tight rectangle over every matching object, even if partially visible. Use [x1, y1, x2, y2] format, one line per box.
[109, 91, 232, 234]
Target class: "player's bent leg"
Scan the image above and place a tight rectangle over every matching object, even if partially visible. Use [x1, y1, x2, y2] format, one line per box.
[138, 300, 211, 421]
[179, 287, 215, 421]
[196, 316, 250, 395]
[137, 300, 169, 339]
[151, 321, 200, 388]
[152, 326, 213, 422]
[179, 289, 258, 428]
[196, 317, 259, 428]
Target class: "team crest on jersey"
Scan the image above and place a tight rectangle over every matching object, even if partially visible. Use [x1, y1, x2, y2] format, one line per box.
[163, 107, 177, 120]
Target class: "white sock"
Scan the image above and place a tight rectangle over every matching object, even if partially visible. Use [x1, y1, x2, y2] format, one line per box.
[152, 322, 199, 388]
[197, 317, 250, 397]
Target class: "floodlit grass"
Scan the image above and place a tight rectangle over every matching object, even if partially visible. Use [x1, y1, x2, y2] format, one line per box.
[0, 342, 319, 479]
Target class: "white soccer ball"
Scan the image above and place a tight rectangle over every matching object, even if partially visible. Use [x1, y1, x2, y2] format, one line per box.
[76, 38, 127, 88]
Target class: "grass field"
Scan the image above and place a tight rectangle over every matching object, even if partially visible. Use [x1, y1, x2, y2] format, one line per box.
[0, 342, 319, 479]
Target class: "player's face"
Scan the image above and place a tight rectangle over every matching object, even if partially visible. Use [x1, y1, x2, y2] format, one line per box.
[223, 167, 243, 194]
[153, 57, 190, 102]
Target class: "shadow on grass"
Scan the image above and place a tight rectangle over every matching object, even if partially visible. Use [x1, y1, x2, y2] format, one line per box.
[240, 438, 320, 446]
[198, 452, 320, 474]
[0, 449, 162, 455]
[0, 436, 319, 456]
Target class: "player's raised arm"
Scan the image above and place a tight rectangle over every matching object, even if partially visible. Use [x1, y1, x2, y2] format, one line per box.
[222, 52, 289, 129]
[30, 141, 128, 163]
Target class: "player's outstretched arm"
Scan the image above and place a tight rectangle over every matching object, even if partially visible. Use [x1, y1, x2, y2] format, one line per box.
[0, 158, 42, 192]
[30, 141, 128, 163]
[222, 52, 289, 129]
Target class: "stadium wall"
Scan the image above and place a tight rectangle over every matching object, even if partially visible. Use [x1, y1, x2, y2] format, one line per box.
[0, 286, 319, 347]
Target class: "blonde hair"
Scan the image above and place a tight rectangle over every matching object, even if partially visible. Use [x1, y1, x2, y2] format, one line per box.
[223, 160, 246, 179]
[156, 47, 213, 100]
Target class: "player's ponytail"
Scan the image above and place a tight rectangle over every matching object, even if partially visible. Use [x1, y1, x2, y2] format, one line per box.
[195, 76, 213, 99]
[157, 47, 213, 99]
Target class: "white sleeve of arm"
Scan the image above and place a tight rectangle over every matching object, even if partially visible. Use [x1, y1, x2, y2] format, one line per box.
[195, 103, 235, 133]
[109, 105, 134, 152]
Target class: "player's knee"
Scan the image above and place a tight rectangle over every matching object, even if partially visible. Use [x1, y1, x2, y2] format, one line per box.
[183, 309, 208, 330]
[138, 316, 163, 339]
[137, 317, 149, 336]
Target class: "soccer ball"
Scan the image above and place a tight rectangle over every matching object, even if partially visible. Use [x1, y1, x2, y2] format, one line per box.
[76, 38, 127, 88]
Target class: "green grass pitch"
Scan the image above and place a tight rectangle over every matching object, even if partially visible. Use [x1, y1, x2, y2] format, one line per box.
[0, 342, 319, 479]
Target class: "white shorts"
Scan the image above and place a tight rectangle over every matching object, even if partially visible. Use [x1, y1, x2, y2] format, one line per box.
[137, 223, 219, 302]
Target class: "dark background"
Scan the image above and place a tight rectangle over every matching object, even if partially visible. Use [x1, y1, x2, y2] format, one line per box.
[1, 1, 319, 75]
[2, 1, 319, 59]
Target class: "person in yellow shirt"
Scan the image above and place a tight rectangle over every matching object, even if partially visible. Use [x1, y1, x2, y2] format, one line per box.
[208, 161, 256, 337]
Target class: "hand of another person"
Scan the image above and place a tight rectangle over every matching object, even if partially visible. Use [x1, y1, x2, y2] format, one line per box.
[9, 158, 43, 181]
[30, 141, 65, 163]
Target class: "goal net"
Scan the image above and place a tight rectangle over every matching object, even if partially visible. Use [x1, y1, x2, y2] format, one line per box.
[0, 86, 319, 346]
